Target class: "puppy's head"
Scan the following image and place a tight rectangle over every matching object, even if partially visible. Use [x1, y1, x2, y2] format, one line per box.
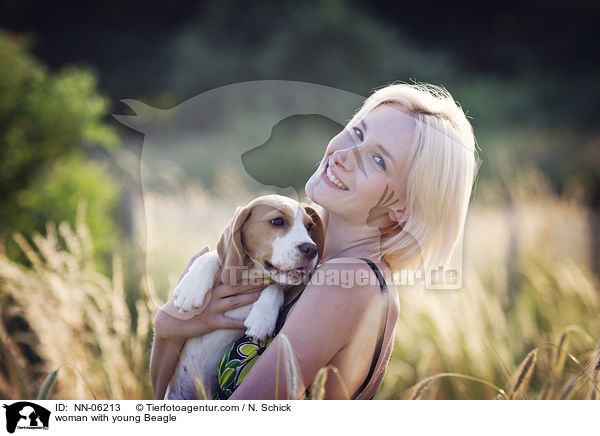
[216, 195, 325, 285]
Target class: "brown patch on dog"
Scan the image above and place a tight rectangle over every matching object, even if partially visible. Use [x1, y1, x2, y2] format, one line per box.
[217, 195, 306, 284]
[303, 205, 325, 260]
[242, 202, 295, 267]
[216, 203, 253, 284]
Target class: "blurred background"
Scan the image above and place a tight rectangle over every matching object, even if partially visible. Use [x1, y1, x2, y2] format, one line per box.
[0, 0, 599, 400]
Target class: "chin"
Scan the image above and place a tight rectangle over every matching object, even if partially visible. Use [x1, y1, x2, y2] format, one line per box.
[306, 180, 337, 208]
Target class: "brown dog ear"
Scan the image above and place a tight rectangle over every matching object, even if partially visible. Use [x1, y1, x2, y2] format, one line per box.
[216, 204, 252, 285]
[303, 205, 325, 261]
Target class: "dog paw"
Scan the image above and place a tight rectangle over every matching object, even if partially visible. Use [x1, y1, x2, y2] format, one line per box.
[244, 308, 278, 342]
[173, 280, 208, 313]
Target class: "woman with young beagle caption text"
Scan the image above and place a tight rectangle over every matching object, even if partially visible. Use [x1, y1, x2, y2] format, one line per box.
[150, 83, 479, 400]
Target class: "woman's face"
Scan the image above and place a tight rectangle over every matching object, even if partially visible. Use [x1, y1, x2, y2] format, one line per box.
[305, 103, 415, 227]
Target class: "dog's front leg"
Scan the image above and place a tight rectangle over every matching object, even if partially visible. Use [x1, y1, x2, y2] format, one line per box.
[243, 284, 284, 341]
[173, 250, 220, 312]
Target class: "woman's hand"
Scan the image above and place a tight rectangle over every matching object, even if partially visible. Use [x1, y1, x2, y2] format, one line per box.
[155, 281, 263, 341]
[150, 246, 264, 399]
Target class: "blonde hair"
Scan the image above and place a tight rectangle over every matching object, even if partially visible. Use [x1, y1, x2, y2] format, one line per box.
[348, 83, 478, 273]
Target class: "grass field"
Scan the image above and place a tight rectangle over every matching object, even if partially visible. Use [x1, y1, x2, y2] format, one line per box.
[0, 169, 598, 400]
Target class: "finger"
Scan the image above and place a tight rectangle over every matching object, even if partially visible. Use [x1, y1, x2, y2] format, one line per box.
[215, 315, 246, 330]
[213, 290, 261, 312]
[213, 282, 265, 298]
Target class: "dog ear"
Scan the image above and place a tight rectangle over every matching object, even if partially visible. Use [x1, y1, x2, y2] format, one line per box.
[303, 205, 325, 261]
[216, 204, 252, 285]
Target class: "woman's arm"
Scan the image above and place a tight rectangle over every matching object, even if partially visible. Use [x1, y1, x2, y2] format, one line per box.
[151, 287, 263, 398]
[150, 247, 263, 399]
[229, 259, 382, 400]
[150, 314, 185, 400]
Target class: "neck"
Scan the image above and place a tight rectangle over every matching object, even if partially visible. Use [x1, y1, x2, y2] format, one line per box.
[321, 210, 383, 261]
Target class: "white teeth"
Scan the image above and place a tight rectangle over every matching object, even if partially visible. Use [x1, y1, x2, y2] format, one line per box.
[326, 165, 348, 190]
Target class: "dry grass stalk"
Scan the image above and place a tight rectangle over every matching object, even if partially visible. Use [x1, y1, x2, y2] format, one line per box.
[538, 341, 600, 399]
[592, 360, 599, 400]
[308, 365, 350, 400]
[0, 319, 30, 398]
[310, 367, 329, 400]
[542, 331, 569, 400]
[559, 376, 578, 400]
[37, 363, 96, 400]
[509, 349, 537, 399]
[590, 342, 600, 400]
[407, 372, 509, 400]
[542, 326, 597, 399]
[277, 334, 303, 399]
[410, 380, 431, 400]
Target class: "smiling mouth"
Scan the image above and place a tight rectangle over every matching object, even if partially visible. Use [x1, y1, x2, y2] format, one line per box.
[264, 261, 312, 283]
[323, 162, 349, 191]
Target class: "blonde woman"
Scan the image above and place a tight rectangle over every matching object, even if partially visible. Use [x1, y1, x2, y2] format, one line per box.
[150, 82, 478, 400]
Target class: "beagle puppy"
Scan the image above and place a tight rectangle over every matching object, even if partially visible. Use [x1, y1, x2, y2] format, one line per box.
[165, 195, 325, 399]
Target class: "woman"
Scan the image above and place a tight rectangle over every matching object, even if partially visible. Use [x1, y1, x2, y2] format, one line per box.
[150, 82, 478, 399]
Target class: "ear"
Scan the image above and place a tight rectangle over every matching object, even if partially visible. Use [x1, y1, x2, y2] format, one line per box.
[388, 207, 409, 226]
[112, 99, 164, 133]
[303, 205, 325, 261]
[216, 204, 253, 284]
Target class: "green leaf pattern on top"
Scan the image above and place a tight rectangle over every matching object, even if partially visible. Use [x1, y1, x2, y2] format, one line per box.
[214, 335, 275, 400]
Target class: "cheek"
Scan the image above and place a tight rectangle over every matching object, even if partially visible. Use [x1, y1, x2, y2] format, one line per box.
[356, 172, 391, 206]
[243, 222, 278, 261]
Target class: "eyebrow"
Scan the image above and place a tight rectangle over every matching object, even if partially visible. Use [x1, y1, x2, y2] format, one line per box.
[361, 119, 396, 167]
[360, 119, 367, 133]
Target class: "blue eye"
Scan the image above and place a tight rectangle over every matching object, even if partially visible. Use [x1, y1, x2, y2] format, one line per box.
[373, 155, 386, 170]
[353, 127, 364, 141]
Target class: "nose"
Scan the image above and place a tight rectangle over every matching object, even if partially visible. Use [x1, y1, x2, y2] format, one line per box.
[332, 148, 352, 171]
[298, 243, 318, 259]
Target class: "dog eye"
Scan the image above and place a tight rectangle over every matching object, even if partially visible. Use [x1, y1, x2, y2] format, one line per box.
[270, 218, 285, 226]
[306, 223, 313, 231]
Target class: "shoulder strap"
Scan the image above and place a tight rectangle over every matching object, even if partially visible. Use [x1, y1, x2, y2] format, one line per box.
[351, 258, 389, 399]
[274, 289, 304, 334]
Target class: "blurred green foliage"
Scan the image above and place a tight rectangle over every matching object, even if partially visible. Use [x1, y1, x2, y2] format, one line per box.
[163, 0, 456, 100]
[13, 155, 120, 265]
[0, 31, 120, 268]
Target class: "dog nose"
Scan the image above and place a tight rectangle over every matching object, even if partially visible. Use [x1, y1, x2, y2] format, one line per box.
[298, 243, 318, 259]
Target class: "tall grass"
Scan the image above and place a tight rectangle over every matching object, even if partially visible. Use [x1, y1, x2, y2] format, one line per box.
[0, 170, 598, 399]
[0, 204, 156, 399]
[377, 170, 600, 399]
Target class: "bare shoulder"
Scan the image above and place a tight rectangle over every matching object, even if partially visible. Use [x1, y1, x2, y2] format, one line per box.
[279, 257, 387, 355]
[303, 257, 385, 306]
[319, 257, 371, 266]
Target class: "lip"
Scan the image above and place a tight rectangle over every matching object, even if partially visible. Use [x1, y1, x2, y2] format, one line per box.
[264, 261, 312, 284]
[264, 261, 311, 275]
[321, 161, 349, 191]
